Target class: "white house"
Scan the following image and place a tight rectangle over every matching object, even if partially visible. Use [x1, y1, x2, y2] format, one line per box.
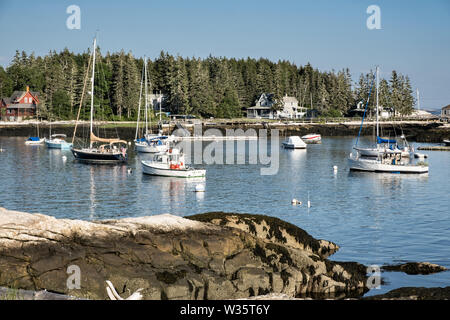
[441, 105, 450, 118]
[246, 93, 307, 119]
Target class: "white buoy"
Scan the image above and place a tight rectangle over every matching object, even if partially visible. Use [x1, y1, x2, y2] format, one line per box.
[128, 141, 132, 146]
[127, 168, 132, 174]
[333, 165, 338, 173]
[195, 184, 205, 192]
[307, 192, 311, 208]
[62, 155, 67, 162]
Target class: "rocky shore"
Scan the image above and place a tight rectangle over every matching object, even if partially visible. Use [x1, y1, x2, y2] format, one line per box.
[0, 208, 447, 300]
[0, 208, 367, 300]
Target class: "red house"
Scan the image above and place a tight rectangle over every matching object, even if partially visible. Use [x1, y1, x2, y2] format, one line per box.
[0, 86, 40, 121]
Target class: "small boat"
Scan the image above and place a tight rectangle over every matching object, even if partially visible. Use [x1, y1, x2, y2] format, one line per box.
[443, 139, 450, 146]
[25, 137, 45, 145]
[301, 133, 321, 144]
[142, 148, 206, 178]
[135, 136, 169, 153]
[46, 134, 73, 149]
[282, 136, 306, 149]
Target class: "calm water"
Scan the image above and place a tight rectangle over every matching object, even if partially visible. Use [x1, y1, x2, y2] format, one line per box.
[0, 136, 449, 296]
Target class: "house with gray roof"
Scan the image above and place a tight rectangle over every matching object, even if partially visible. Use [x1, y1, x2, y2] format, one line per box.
[246, 93, 307, 119]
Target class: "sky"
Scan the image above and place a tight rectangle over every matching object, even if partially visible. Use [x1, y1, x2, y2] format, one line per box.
[0, 0, 449, 110]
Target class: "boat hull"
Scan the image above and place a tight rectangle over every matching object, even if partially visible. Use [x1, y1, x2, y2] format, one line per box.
[282, 142, 306, 149]
[301, 134, 322, 144]
[25, 138, 45, 145]
[348, 155, 428, 174]
[46, 140, 73, 149]
[71, 148, 127, 163]
[354, 146, 411, 158]
[135, 141, 167, 153]
[141, 161, 206, 178]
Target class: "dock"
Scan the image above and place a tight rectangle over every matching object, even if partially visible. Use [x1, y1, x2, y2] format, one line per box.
[417, 145, 450, 151]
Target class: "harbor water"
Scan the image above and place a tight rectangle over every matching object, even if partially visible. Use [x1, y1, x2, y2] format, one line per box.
[0, 136, 448, 297]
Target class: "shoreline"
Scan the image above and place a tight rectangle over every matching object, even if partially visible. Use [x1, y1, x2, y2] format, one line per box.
[0, 119, 449, 143]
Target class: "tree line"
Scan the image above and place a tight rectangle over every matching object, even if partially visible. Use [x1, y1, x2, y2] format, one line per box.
[0, 48, 416, 120]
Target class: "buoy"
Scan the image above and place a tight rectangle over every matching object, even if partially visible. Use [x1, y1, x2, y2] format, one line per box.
[195, 184, 205, 192]
[128, 141, 132, 146]
[127, 168, 132, 174]
[62, 155, 67, 162]
[333, 165, 338, 173]
[307, 200, 311, 208]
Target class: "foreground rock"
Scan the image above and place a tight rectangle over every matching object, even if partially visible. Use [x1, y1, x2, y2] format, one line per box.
[364, 286, 450, 300]
[0, 208, 367, 299]
[381, 262, 447, 275]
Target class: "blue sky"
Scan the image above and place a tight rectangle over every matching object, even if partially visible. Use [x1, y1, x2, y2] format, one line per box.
[0, 0, 449, 110]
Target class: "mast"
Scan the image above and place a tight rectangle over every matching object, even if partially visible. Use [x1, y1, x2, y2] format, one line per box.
[416, 88, 420, 111]
[89, 37, 97, 148]
[159, 90, 162, 135]
[144, 56, 148, 136]
[376, 66, 379, 139]
[135, 57, 145, 141]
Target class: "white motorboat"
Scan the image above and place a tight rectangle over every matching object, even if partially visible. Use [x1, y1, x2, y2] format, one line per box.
[142, 148, 206, 178]
[46, 134, 73, 149]
[282, 136, 306, 149]
[443, 139, 450, 146]
[301, 133, 322, 144]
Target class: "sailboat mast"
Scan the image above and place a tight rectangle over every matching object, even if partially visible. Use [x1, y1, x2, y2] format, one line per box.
[90, 37, 97, 148]
[135, 58, 145, 141]
[144, 56, 148, 136]
[376, 66, 379, 139]
[417, 88, 420, 111]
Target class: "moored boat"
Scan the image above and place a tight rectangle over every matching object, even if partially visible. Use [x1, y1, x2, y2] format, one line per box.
[25, 137, 45, 145]
[142, 148, 206, 178]
[301, 133, 321, 144]
[282, 136, 306, 149]
[46, 134, 73, 149]
[71, 36, 128, 164]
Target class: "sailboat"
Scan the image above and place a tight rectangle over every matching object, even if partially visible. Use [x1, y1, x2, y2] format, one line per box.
[45, 120, 72, 149]
[134, 57, 170, 153]
[349, 66, 428, 174]
[25, 116, 45, 145]
[71, 36, 128, 163]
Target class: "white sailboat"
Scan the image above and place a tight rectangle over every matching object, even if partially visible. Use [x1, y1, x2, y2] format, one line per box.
[134, 57, 170, 153]
[349, 66, 428, 174]
[141, 148, 206, 178]
[353, 68, 413, 158]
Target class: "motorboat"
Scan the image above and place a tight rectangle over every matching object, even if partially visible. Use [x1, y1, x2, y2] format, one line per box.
[141, 148, 206, 178]
[46, 134, 73, 149]
[301, 133, 321, 144]
[443, 139, 450, 146]
[282, 136, 306, 149]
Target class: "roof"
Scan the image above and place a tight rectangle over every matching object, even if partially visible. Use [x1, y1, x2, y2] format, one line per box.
[442, 105, 450, 110]
[246, 106, 272, 110]
[10, 90, 40, 103]
[6, 103, 36, 109]
[1, 98, 11, 105]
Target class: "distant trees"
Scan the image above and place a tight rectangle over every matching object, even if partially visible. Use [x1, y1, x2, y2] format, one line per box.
[0, 48, 416, 120]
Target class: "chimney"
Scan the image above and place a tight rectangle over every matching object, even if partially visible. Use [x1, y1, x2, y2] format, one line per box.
[26, 86, 29, 92]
